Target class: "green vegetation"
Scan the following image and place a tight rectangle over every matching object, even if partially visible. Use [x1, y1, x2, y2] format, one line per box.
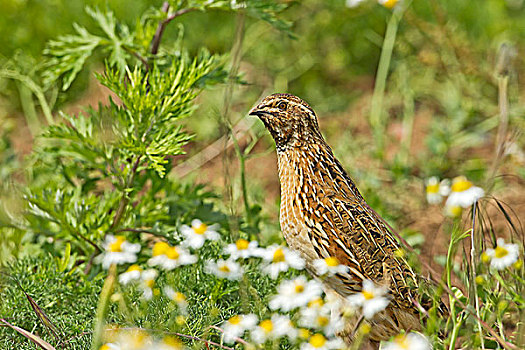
[0, 0, 524, 349]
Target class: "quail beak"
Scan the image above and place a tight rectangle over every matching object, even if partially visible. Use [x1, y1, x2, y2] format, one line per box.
[249, 105, 272, 121]
[248, 106, 265, 118]
[249, 107, 272, 129]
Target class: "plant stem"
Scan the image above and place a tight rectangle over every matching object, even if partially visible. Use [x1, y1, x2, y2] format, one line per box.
[232, 137, 251, 225]
[16, 82, 40, 136]
[470, 202, 485, 349]
[399, 63, 415, 167]
[90, 264, 117, 350]
[221, 10, 246, 238]
[123, 45, 149, 70]
[369, 8, 403, 159]
[0, 70, 54, 125]
[349, 319, 368, 350]
[487, 65, 509, 191]
[448, 313, 465, 350]
[150, 2, 197, 56]
[110, 156, 142, 230]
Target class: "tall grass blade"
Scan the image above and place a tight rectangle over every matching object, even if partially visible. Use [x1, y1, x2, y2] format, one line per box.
[0, 318, 56, 350]
[10, 277, 62, 342]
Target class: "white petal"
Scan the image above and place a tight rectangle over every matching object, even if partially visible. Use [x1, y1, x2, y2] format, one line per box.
[362, 297, 390, 318]
[205, 230, 220, 240]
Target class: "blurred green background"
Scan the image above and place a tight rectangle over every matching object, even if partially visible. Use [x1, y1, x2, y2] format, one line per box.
[1, 0, 524, 267]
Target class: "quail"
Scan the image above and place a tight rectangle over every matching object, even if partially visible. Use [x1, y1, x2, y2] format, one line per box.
[249, 93, 427, 342]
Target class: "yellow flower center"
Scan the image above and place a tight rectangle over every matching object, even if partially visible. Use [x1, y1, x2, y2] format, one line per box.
[426, 183, 439, 194]
[307, 298, 324, 308]
[299, 328, 311, 339]
[99, 345, 111, 350]
[108, 236, 126, 252]
[295, 283, 305, 293]
[235, 239, 250, 250]
[162, 336, 182, 348]
[166, 247, 180, 260]
[229, 315, 241, 325]
[317, 316, 329, 327]
[173, 292, 186, 303]
[382, 0, 398, 9]
[494, 245, 509, 259]
[360, 322, 371, 334]
[394, 248, 405, 258]
[325, 256, 339, 267]
[448, 205, 463, 217]
[260, 319, 273, 333]
[362, 290, 375, 300]
[130, 331, 147, 347]
[481, 252, 491, 263]
[393, 334, 409, 349]
[451, 176, 473, 192]
[218, 264, 231, 273]
[272, 248, 286, 262]
[193, 223, 208, 235]
[176, 315, 186, 326]
[127, 264, 142, 272]
[309, 334, 326, 348]
[152, 241, 170, 256]
[145, 279, 155, 289]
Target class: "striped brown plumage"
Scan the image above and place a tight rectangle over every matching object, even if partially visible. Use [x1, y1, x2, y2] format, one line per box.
[249, 93, 425, 342]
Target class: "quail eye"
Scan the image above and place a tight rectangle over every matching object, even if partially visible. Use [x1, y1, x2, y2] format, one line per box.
[277, 102, 288, 110]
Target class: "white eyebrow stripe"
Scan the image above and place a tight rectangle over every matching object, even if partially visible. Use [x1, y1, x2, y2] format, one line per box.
[263, 97, 316, 116]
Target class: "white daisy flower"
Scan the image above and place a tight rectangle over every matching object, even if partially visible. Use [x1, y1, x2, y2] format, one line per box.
[205, 259, 243, 280]
[140, 269, 158, 300]
[180, 219, 220, 249]
[269, 276, 323, 312]
[345, 0, 366, 8]
[299, 299, 344, 336]
[224, 239, 263, 260]
[251, 314, 297, 344]
[382, 332, 431, 350]
[482, 238, 520, 270]
[152, 336, 184, 350]
[425, 176, 450, 204]
[261, 245, 305, 279]
[98, 235, 141, 269]
[378, 0, 400, 9]
[163, 287, 188, 314]
[118, 264, 142, 285]
[313, 257, 349, 276]
[221, 314, 258, 343]
[347, 279, 390, 319]
[445, 176, 484, 208]
[444, 204, 463, 218]
[148, 241, 197, 270]
[99, 343, 120, 350]
[300, 333, 345, 350]
[102, 329, 153, 350]
[323, 291, 344, 311]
